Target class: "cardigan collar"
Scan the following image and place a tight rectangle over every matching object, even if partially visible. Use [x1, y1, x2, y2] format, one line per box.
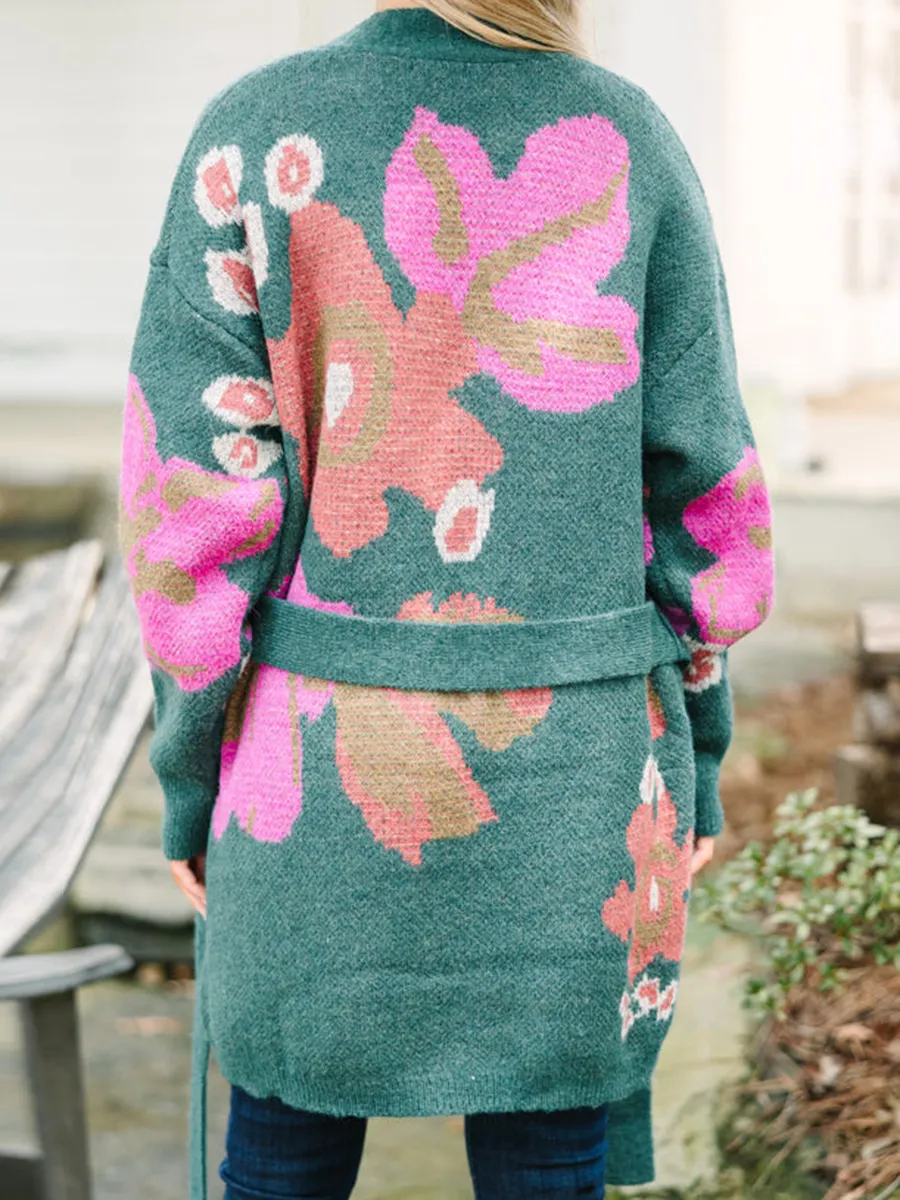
[337, 7, 547, 62]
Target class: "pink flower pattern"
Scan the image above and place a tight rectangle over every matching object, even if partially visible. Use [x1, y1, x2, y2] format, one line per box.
[384, 108, 640, 412]
[120, 376, 282, 693]
[212, 580, 553, 863]
[684, 447, 774, 647]
[213, 564, 350, 842]
[619, 975, 678, 1041]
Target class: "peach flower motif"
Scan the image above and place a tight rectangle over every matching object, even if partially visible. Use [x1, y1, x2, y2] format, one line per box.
[202, 377, 278, 428]
[619, 990, 636, 1040]
[602, 755, 694, 984]
[205, 248, 259, 316]
[265, 134, 324, 213]
[646, 679, 666, 740]
[213, 582, 553, 862]
[682, 639, 724, 695]
[331, 592, 554, 865]
[120, 376, 282, 693]
[635, 974, 661, 1015]
[267, 200, 502, 559]
[433, 479, 496, 564]
[212, 432, 283, 480]
[194, 145, 243, 227]
[656, 980, 678, 1021]
[618, 974, 678, 1041]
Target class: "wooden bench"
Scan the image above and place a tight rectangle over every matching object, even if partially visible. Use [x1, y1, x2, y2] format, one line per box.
[0, 541, 154, 1200]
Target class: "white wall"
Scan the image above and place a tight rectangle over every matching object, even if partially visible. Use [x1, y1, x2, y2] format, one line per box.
[595, 0, 900, 398]
[2, 0, 898, 406]
[590, 0, 728, 222]
[0, 0, 368, 403]
[722, 0, 849, 396]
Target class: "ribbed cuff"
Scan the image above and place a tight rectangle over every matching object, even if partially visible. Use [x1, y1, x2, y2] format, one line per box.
[694, 752, 725, 838]
[161, 786, 213, 861]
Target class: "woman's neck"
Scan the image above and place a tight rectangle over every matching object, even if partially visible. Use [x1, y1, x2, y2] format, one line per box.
[375, 0, 427, 11]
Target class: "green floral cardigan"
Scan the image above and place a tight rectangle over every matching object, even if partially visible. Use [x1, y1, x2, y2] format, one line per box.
[120, 10, 775, 1195]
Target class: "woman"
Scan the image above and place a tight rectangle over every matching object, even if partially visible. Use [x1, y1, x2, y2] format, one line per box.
[121, 1, 774, 1196]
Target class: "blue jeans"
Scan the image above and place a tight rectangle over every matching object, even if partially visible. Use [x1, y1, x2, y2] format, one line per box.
[221, 1085, 609, 1199]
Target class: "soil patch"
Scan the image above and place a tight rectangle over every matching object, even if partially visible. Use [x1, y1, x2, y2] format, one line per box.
[719, 677, 856, 858]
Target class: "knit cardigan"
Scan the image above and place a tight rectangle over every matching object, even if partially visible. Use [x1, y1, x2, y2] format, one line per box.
[120, 9, 775, 1193]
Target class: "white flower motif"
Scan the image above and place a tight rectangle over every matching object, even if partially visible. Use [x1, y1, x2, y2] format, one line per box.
[242, 202, 270, 289]
[265, 134, 324, 213]
[619, 990, 635, 1041]
[634, 973, 662, 1016]
[619, 974, 676, 1038]
[213, 433, 282, 479]
[194, 146, 243, 227]
[434, 480, 495, 564]
[202, 377, 278, 428]
[205, 248, 259, 316]
[683, 638, 724, 694]
[656, 980, 678, 1022]
[324, 362, 355, 429]
[639, 755, 666, 809]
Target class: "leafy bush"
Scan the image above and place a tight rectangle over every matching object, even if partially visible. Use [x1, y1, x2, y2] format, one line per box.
[696, 790, 900, 1015]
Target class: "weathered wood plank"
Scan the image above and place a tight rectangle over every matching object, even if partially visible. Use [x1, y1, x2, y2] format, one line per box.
[0, 543, 146, 1200]
[0, 666, 152, 955]
[0, 559, 141, 814]
[0, 577, 129, 831]
[8, 669, 153, 954]
[0, 945, 133, 1002]
[0, 541, 104, 747]
[21, 990, 91, 1200]
[0, 554, 153, 956]
[858, 602, 900, 684]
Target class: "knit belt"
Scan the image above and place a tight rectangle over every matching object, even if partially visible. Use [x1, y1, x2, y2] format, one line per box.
[250, 597, 690, 691]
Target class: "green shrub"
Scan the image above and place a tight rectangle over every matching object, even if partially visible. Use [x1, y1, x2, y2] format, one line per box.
[695, 790, 900, 1015]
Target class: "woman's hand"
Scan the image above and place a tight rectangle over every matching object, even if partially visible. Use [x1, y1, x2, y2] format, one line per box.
[691, 836, 716, 877]
[170, 855, 207, 918]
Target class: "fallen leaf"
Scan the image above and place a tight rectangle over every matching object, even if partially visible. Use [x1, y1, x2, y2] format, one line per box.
[834, 1023, 876, 1045]
[817, 1055, 844, 1088]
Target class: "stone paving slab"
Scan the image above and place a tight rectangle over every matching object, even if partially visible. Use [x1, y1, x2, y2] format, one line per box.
[0, 913, 751, 1198]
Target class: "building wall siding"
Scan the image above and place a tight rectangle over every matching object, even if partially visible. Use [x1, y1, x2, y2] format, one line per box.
[0, 0, 897, 403]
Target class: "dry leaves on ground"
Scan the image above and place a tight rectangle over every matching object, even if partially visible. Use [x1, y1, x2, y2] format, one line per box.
[732, 965, 900, 1199]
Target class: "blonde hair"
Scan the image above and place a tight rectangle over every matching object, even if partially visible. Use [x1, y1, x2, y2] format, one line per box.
[421, 1, 586, 57]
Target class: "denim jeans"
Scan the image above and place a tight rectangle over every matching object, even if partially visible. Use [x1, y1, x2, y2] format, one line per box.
[221, 1085, 609, 1199]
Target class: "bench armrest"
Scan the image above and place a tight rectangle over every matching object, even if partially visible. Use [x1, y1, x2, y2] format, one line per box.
[0, 945, 133, 1001]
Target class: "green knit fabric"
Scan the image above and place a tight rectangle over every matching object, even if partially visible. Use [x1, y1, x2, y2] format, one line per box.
[250, 595, 690, 690]
[120, 9, 775, 1192]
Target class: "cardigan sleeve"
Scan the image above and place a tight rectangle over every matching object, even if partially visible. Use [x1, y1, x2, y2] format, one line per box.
[641, 156, 775, 839]
[120, 120, 287, 860]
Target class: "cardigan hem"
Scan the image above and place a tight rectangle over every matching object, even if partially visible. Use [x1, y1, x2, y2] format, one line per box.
[208, 1052, 657, 1187]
